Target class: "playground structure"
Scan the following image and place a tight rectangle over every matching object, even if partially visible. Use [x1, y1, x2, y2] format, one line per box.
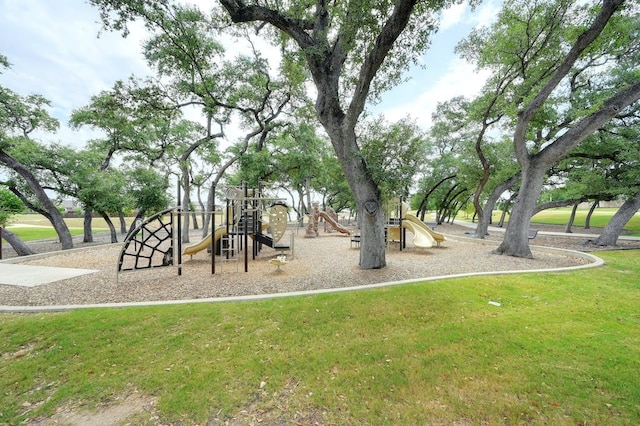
[305, 202, 352, 237]
[115, 192, 444, 281]
[117, 184, 292, 276]
[384, 200, 447, 250]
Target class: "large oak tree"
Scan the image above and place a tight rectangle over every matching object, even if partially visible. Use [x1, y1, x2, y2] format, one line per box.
[92, 0, 458, 269]
[460, 0, 640, 258]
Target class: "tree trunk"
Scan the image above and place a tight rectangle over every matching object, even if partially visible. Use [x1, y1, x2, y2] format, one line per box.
[595, 191, 640, 246]
[585, 200, 598, 229]
[498, 198, 511, 227]
[357, 189, 386, 269]
[202, 185, 214, 239]
[191, 211, 199, 230]
[1, 227, 35, 256]
[474, 174, 520, 238]
[0, 150, 73, 249]
[565, 202, 579, 233]
[324, 124, 386, 269]
[417, 175, 456, 221]
[98, 211, 118, 243]
[347, 172, 385, 269]
[181, 172, 191, 243]
[197, 185, 206, 227]
[83, 208, 93, 243]
[493, 163, 547, 258]
[119, 213, 127, 234]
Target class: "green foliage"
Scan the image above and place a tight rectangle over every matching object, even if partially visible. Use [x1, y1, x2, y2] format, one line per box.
[458, 0, 640, 151]
[125, 166, 171, 215]
[360, 116, 426, 202]
[0, 54, 9, 69]
[0, 88, 59, 142]
[0, 189, 25, 226]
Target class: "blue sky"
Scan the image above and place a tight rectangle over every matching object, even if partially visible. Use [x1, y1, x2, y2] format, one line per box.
[0, 0, 500, 147]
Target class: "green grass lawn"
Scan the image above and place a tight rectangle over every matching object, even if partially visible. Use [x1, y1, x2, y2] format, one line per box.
[532, 207, 640, 233]
[1, 250, 639, 424]
[4, 214, 117, 242]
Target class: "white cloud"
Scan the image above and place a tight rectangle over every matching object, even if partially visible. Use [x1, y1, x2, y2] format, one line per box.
[439, 2, 468, 31]
[1, 0, 503, 148]
[0, 0, 151, 145]
[381, 58, 490, 129]
[469, 0, 502, 28]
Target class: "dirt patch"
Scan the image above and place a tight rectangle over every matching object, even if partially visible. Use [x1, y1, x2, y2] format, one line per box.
[29, 393, 158, 426]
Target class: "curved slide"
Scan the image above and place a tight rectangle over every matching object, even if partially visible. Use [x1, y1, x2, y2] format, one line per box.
[183, 226, 227, 256]
[405, 214, 446, 246]
[401, 220, 436, 248]
[317, 211, 351, 235]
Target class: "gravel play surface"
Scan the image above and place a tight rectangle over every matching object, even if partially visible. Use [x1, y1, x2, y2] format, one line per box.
[0, 222, 622, 308]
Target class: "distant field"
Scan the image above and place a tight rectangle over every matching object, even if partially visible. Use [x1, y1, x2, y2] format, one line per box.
[531, 208, 640, 234]
[488, 207, 640, 236]
[4, 209, 640, 241]
[5, 214, 119, 242]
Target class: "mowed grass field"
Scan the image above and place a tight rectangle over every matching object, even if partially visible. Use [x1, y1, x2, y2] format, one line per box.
[531, 207, 640, 234]
[1, 208, 639, 424]
[1, 251, 639, 424]
[4, 214, 121, 241]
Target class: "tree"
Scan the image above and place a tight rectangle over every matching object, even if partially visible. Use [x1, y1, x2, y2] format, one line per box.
[595, 190, 640, 246]
[90, 2, 306, 240]
[414, 98, 476, 223]
[90, 0, 455, 268]
[461, 0, 640, 258]
[557, 104, 640, 237]
[0, 188, 33, 258]
[360, 116, 427, 203]
[213, 0, 455, 269]
[0, 58, 74, 250]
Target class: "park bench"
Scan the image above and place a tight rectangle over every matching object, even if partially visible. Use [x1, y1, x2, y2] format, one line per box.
[350, 233, 361, 248]
[528, 229, 538, 239]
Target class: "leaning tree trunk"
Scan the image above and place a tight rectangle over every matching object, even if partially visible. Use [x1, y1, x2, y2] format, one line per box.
[585, 200, 598, 229]
[97, 211, 118, 243]
[191, 211, 199, 230]
[83, 207, 94, 243]
[497, 198, 512, 227]
[0, 150, 73, 249]
[119, 212, 127, 234]
[202, 185, 215, 239]
[595, 191, 640, 246]
[493, 163, 547, 258]
[565, 202, 579, 233]
[475, 174, 520, 238]
[1, 227, 35, 256]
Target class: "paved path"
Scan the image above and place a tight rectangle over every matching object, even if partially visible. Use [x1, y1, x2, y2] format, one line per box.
[454, 220, 640, 241]
[0, 264, 99, 287]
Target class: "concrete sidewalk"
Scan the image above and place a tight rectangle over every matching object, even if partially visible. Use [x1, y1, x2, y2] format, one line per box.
[0, 264, 99, 287]
[453, 220, 640, 241]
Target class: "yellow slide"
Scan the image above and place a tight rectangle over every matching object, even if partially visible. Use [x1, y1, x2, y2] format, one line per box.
[182, 226, 227, 256]
[405, 214, 446, 246]
[401, 220, 436, 248]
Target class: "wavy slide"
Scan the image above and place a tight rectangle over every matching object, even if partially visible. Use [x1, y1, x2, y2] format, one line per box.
[405, 214, 446, 246]
[400, 220, 435, 248]
[318, 211, 351, 235]
[182, 226, 227, 256]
